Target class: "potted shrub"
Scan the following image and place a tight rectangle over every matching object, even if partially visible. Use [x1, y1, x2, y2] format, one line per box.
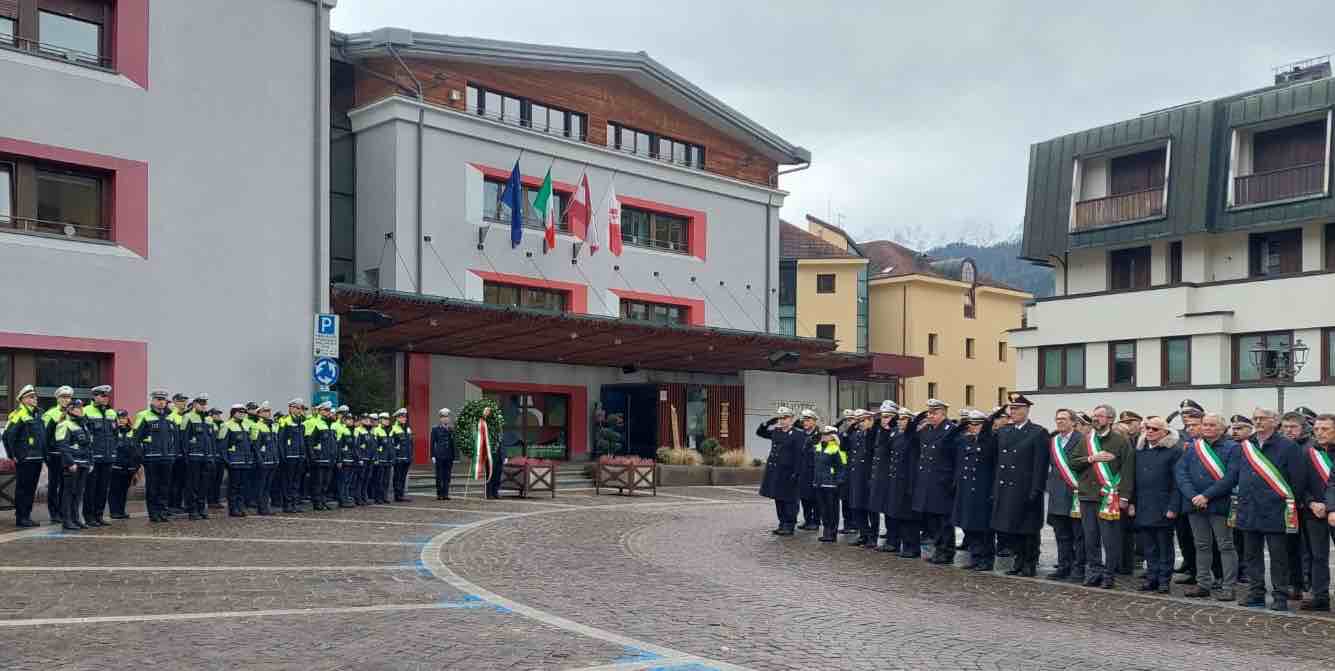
[655, 447, 711, 486]
[500, 456, 557, 498]
[595, 455, 656, 496]
[709, 449, 764, 486]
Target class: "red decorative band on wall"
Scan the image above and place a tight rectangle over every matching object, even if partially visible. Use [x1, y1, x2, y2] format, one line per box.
[0, 331, 148, 409]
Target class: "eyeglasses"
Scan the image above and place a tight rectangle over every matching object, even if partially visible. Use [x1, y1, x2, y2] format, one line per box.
[1146, 427, 1165, 432]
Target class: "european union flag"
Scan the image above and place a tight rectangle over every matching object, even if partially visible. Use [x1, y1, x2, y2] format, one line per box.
[500, 160, 523, 248]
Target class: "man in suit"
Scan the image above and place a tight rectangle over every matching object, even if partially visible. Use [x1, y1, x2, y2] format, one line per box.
[1044, 408, 1085, 582]
[990, 394, 1050, 577]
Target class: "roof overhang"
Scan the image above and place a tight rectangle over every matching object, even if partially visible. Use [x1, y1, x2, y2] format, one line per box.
[333, 29, 810, 166]
[795, 258, 869, 267]
[331, 285, 921, 379]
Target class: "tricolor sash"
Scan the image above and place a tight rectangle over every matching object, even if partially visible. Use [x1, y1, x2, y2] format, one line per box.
[1309, 447, 1333, 487]
[474, 418, 492, 481]
[1239, 440, 1298, 534]
[1194, 439, 1226, 481]
[1086, 432, 1121, 520]
[1050, 434, 1080, 517]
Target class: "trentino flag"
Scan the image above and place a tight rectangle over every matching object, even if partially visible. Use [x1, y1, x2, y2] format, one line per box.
[607, 183, 623, 257]
[534, 168, 557, 253]
[567, 172, 591, 242]
[500, 160, 524, 248]
[474, 417, 492, 481]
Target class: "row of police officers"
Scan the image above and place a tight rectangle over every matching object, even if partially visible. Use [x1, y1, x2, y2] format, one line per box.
[758, 393, 1335, 611]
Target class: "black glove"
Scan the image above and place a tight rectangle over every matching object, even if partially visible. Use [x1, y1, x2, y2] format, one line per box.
[1028, 490, 1042, 503]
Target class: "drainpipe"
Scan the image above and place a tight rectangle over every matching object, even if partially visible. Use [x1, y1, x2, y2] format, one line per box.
[388, 45, 425, 294]
[313, 1, 331, 313]
[768, 161, 811, 332]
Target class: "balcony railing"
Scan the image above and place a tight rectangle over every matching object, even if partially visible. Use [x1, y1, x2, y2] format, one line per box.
[1, 215, 111, 241]
[1233, 162, 1325, 207]
[0, 35, 113, 70]
[1072, 186, 1165, 231]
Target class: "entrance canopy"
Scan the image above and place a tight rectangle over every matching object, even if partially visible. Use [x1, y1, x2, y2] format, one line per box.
[331, 285, 922, 379]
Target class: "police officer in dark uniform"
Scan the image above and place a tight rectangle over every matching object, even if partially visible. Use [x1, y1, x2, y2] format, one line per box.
[4, 385, 46, 527]
[956, 409, 998, 571]
[134, 389, 176, 523]
[431, 408, 456, 500]
[304, 401, 338, 510]
[107, 410, 137, 519]
[335, 410, 358, 507]
[82, 385, 117, 527]
[217, 404, 253, 517]
[53, 400, 93, 531]
[166, 392, 190, 515]
[390, 408, 414, 502]
[757, 406, 799, 535]
[356, 413, 375, 505]
[277, 398, 307, 513]
[206, 408, 226, 509]
[990, 393, 1050, 577]
[844, 410, 878, 547]
[865, 401, 899, 551]
[795, 409, 821, 530]
[41, 385, 74, 523]
[915, 398, 963, 565]
[249, 402, 280, 515]
[181, 394, 214, 520]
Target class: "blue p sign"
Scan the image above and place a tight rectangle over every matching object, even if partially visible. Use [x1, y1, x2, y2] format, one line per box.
[317, 314, 337, 336]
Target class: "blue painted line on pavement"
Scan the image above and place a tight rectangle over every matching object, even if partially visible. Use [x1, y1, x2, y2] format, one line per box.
[493, 605, 512, 614]
[412, 559, 434, 578]
[462, 594, 483, 602]
[433, 599, 486, 610]
[615, 647, 663, 663]
[645, 664, 719, 671]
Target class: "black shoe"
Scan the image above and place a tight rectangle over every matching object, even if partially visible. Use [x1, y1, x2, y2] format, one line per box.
[798, 523, 820, 531]
[199, 512, 209, 519]
[877, 543, 897, 553]
[996, 548, 1014, 558]
[208, 503, 224, 510]
[898, 550, 918, 559]
[1082, 575, 1101, 587]
[1157, 583, 1171, 594]
[1174, 575, 1197, 585]
[1173, 564, 1191, 575]
[771, 527, 786, 535]
[188, 513, 201, 521]
[1020, 564, 1037, 578]
[1244, 598, 1266, 608]
[1138, 580, 1157, 592]
[17, 519, 39, 528]
[1270, 599, 1289, 612]
[836, 528, 855, 535]
[110, 513, 128, 519]
[1046, 569, 1070, 581]
[819, 534, 835, 543]
[775, 527, 794, 536]
[1183, 586, 1211, 598]
[1005, 566, 1023, 576]
[442, 496, 451, 501]
[1100, 576, 1115, 589]
[63, 524, 80, 531]
[972, 563, 994, 572]
[1299, 599, 1331, 612]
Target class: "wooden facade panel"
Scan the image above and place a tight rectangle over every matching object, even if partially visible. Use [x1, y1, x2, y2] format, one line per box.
[654, 382, 745, 451]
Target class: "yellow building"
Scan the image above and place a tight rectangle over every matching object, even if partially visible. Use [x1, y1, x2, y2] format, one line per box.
[804, 218, 1032, 412]
[779, 220, 868, 353]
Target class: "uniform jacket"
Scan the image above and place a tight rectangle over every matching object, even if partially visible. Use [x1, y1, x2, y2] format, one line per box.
[352, 426, 371, 464]
[113, 426, 139, 470]
[1131, 429, 1182, 528]
[250, 419, 280, 467]
[876, 417, 923, 520]
[990, 419, 1050, 534]
[42, 405, 65, 456]
[1068, 428, 1135, 504]
[277, 414, 306, 461]
[181, 411, 213, 461]
[217, 419, 253, 469]
[865, 421, 898, 515]
[913, 419, 962, 516]
[1294, 441, 1333, 519]
[390, 422, 413, 463]
[304, 416, 336, 465]
[796, 428, 820, 499]
[84, 403, 118, 464]
[757, 420, 799, 502]
[1173, 435, 1239, 516]
[1044, 430, 1084, 518]
[431, 425, 455, 462]
[54, 417, 92, 468]
[953, 426, 996, 531]
[812, 436, 848, 488]
[371, 426, 391, 464]
[1234, 432, 1302, 534]
[168, 408, 188, 458]
[132, 407, 176, 463]
[843, 425, 874, 509]
[3, 404, 46, 463]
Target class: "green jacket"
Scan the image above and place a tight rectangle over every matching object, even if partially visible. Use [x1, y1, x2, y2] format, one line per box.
[1067, 428, 1136, 503]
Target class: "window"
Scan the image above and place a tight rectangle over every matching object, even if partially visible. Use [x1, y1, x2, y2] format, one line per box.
[35, 350, 104, 407]
[1235, 332, 1293, 383]
[0, 350, 11, 414]
[997, 387, 1008, 407]
[39, 9, 100, 64]
[965, 338, 976, 359]
[685, 385, 708, 448]
[1040, 344, 1085, 389]
[962, 260, 977, 318]
[963, 288, 976, 319]
[482, 178, 570, 232]
[1109, 246, 1151, 291]
[928, 333, 938, 355]
[1109, 341, 1136, 388]
[607, 122, 705, 169]
[0, 156, 109, 241]
[816, 273, 836, 294]
[1248, 228, 1303, 277]
[1327, 223, 1335, 270]
[815, 324, 836, 341]
[837, 380, 895, 412]
[0, 163, 11, 226]
[620, 299, 687, 326]
[1327, 329, 1335, 382]
[1168, 241, 1182, 284]
[483, 390, 569, 460]
[1, 1, 116, 70]
[0, 17, 13, 45]
[1162, 337, 1191, 386]
[778, 259, 797, 336]
[621, 204, 687, 253]
[483, 281, 568, 313]
[466, 84, 588, 140]
[998, 342, 1007, 362]
[927, 382, 937, 399]
[964, 385, 975, 407]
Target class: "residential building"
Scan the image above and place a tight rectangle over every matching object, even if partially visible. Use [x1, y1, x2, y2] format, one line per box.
[330, 30, 921, 461]
[1014, 57, 1335, 417]
[778, 217, 869, 353]
[0, 0, 332, 415]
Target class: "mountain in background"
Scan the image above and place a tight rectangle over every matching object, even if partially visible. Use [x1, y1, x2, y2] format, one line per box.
[924, 239, 1054, 298]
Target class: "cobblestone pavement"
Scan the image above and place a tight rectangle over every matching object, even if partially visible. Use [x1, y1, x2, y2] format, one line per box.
[2, 486, 1331, 670]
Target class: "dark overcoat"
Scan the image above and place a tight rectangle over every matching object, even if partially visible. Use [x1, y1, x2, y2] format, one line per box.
[866, 422, 897, 514]
[952, 428, 996, 531]
[845, 426, 874, 509]
[990, 419, 1050, 534]
[757, 421, 799, 502]
[796, 428, 819, 500]
[876, 419, 921, 520]
[913, 420, 960, 516]
[1131, 430, 1183, 529]
[1173, 436, 1239, 516]
[1235, 433, 1302, 534]
[1044, 430, 1083, 518]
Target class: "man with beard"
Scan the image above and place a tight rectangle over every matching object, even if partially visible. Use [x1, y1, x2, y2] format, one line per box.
[1069, 404, 1135, 589]
[990, 394, 1049, 577]
[757, 407, 800, 536]
[1236, 407, 1302, 610]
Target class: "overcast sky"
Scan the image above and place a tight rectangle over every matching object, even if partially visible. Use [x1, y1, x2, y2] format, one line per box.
[332, 1, 1335, 247]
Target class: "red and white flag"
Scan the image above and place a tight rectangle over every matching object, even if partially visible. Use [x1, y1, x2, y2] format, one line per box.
[567, 173, 591, 242]
[473, 417, 492, 481]
[606, 184, 623, 257]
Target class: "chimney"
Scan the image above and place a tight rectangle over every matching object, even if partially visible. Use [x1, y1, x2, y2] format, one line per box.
[1274, 55, 1332, 86]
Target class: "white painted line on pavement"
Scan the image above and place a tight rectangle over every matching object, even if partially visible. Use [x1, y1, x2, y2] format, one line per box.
[566, 658, 705, 671]
[0, 601, 484, 628]
[264, 515, 464, 528]
[370, 504, 509, 515]
[0, 565, 417, 573]
[24, 534, 421, 547]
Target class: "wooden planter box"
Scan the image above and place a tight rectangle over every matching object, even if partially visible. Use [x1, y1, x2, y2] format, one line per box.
[709, 467, 764, 486]
[0, 470, 15, 511]
[656, 464, 711, 487]
[499, 463, 556, 498]
[594, 463, 656, 496]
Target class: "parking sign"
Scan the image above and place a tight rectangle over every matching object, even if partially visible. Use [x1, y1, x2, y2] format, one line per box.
[313, 313, 339, 358]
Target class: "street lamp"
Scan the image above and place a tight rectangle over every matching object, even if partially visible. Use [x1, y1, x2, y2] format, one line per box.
[1249, 338, 1308, 413]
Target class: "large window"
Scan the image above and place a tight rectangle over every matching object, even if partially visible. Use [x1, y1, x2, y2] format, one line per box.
[1109, 341, 1136, 388]
[1040, 344, 1085, 390]
[964, 385, 975, 407]
[29, 350, 105, 408]
[620, 299, 687, 326]
[998, 341, 1007, 362]
[685, 385, 707, 449]
[815, 324, 836, 341]
[466, 84, 587, 140]
[483, 390, 569, 460]
[482, 178, 570, 232]
[1235, 332, 1293, 383]
[1168, 241, 1183, 284]
[1248, 228, 1303, 277]
[621, 204, 687, 253]
[1162, 337, 1191, 386]
[816, 273, 836, 294]
[38, 9, 99, 64]
[837, 380, 896, 412]
[1109, 246, 1151, 291]
[0, 16, 14, 45]
[607, 122, 705, 169]
[0, 156, 108, 241]
[927, 333, 938, 355]
[0, 1, 112, 68]
[0, 163, 11, 226]
[483, 281, 568, 313]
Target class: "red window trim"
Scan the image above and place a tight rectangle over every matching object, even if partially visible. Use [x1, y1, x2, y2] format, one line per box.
[470, 162, 575, 194]
[470, 269, 589, 314]
[609, 288, 705, 326]
[617, 195, 707, 262]
[468, 379, 589, 458]
[0, 331, 148, 408]
[112, 0, 150, 88]
[0, 136, 148, 258]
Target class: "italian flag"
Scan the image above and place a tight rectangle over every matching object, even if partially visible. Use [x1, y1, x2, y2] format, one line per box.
[474, 417, 492, 481]
[534, 168, 558, 253]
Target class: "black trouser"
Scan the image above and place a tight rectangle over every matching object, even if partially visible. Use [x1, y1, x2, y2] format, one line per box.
[1288, 530, 1307, 593]
[863, 512, 881, 540]
[253, 467, 276, 513]
[144, 460, 173, 517]
[1080, 500, 1123, 580]
[45, 453, 63, 520]
[358, 464, 372, 502]
[367, 464, 384, 501]
[1244, 531, 1292, 603]
[434, 459, 453, 498]
[800, 497, 819, 526]
[1303, 514, 1334, 600]
[393, 461, 410, 499]
[226, 467, 249, 515]
[337, 465, 356, 503]
[921, 513, 954, 559]
[280, 460, 304, 509]
[1119, 519, 1136, 573]
[61, 466, 87, 526]
[169, 457, 187, 510]
[1176, 515, 1196, 572]
[208, 461, 225, 505]
[82, 463, 111, 521]
[108, 467, 133, 516]
[1235, 529, 1248, 578]
[184, 460, 209, 515]
[965, 528, 996, 566]
[485, 458, 502, 498]
[773, 499, 798, 529]
[311, 465, 332, 506]
[1137, 526, 1175, 585]
[889, 517, 921, 554]
[1000, 532, 1040, 567]
[269, 464, 285, 506]
[818, 487, 840, 537]
[1048, 513, 1086, 573]
[14, 460, 43, 524]
[840, 492, 855, 530]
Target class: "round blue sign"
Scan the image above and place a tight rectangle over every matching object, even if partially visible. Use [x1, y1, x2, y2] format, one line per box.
[313, 357, 341, 386]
